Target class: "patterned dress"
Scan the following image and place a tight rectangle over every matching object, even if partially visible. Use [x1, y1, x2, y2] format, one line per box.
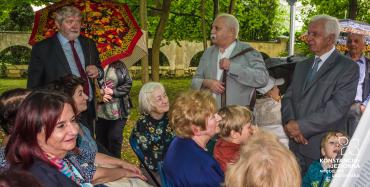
[132, 113, 175, 172]
[66, 124, 98, 183]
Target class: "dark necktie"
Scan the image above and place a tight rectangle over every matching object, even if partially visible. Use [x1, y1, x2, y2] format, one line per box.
[69, 40, 90, 96]
[307, 57, 321, 82]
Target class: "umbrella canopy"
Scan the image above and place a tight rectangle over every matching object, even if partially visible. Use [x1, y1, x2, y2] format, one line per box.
[29, 0, 144, 68]
[299, 19, 370, 52]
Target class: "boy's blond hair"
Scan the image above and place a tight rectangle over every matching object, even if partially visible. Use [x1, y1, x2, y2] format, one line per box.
[217, 105, 253, 138]
[320, 131, 348, 157]
[225, 130, 301, 187]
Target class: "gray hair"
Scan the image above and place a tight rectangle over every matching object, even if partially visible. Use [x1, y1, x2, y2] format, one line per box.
[310, 15, 340, 42]
[138, 82, 166, 115]
[54, 6, 82, 24]
[216, 13, 239, 39]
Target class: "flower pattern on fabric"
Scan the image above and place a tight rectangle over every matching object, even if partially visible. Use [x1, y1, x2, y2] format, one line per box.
[0, 147, 9, 172]
[132, 113, 175, 171]
[66, 124, 97, 183]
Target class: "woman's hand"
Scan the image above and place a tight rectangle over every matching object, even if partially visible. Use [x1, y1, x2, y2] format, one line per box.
[122, 168, 147, 181]
[102, 87, 113, 102]
[119, 161, 143, 176]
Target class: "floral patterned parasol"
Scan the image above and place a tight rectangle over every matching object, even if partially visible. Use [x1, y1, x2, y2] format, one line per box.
[28, 0, 143, 68]
[299, 19, 370, 52]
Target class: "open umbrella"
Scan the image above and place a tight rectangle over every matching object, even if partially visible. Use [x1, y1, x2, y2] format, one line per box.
[299, 19, 370, 52]
[28, 0, 145, 68]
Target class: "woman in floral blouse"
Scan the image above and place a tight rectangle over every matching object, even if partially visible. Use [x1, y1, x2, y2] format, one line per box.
[132, 82, 175, 179]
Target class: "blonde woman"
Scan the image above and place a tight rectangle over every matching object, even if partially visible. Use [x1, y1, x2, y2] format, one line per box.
[164, 90, 224, 187]
[225, 130, 301, 187]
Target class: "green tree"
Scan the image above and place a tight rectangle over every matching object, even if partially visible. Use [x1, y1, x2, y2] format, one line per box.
[300, 0, 369, 23]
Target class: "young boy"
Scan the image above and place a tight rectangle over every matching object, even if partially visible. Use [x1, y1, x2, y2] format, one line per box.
[213, 105, 255, 172]
[302, 131, 348, 187]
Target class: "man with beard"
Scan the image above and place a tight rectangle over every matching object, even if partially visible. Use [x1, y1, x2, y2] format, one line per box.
[191, 13, 269, 109]
[27, 6, 104, 135]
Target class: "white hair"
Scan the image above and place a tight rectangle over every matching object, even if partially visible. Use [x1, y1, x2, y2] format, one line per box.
[54, 6, 82, 24]
[310, 15, 340, 43]
[216, 13, 239, 39]
[138, 82, 166, 115]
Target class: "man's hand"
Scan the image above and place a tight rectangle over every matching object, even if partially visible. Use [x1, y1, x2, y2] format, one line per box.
[202, 79, 225, 94]
[360, 104, 366, 113]
[293, 133, 308, 145]
[86, 65, 99, 78]
[219, 58, 231, 70]
[284, 120, 308, 144]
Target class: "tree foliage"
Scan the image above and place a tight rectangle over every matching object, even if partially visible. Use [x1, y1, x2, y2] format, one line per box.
[300, 0, 370, 25]
[127, 0, 287, 42]
[0, 2, 34, 31]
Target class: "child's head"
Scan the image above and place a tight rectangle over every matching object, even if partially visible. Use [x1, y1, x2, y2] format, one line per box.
[138, 82, 169, 117]
[217, 105, 254, 144]
[320, 131, 347, 159]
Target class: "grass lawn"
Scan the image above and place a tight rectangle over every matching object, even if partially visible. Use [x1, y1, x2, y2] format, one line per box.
[0, 77, 192, 165]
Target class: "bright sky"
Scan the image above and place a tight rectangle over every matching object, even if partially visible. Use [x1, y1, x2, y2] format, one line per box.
[31, 5, 46, 11]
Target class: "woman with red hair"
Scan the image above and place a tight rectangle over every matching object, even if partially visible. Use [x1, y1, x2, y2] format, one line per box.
[5, 91, 88, 187]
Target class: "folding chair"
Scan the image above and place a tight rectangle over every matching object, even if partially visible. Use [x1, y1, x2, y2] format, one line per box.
[129, 131, 161, 187]
[157, 161, 173, 187]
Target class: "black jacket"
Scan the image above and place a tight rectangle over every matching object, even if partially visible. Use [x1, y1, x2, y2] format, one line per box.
[105, 62, 132, 118]
[28, 159, 79, 187]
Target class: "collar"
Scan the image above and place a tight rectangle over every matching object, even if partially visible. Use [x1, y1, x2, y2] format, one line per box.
[219, 40, 236, 54]
[57, 32, 80, 46]
[315, 46, 335, 63]
[346, 53, 366, 64]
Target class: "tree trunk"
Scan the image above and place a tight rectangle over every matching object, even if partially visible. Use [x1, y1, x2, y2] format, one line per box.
[228, 0, 236, 14]
[213, 0, 219, 20]
[151, 0, 171, 81]
[201, 0, 207, 50]
[139, 0, 149, 83]
[348, 0, 357, 20]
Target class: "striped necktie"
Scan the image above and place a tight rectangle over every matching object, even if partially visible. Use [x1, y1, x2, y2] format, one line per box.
[307, 57, 321, 81]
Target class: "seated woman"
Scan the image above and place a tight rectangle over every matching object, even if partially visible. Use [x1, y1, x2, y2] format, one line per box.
[163, 90, 224, 187]
[0, 88, 31, 171]
[5, 90, 90, 186]
[0, 88, 30, 145]
[224, 130, 301, 187]
[132, 82, 175, 183]
[48, 75, 147, 185]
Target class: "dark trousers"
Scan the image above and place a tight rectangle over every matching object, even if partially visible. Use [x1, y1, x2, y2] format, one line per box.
[95, 118, 126, 158]
[347, 103, 362, 137]
[290, 141, 315, 176]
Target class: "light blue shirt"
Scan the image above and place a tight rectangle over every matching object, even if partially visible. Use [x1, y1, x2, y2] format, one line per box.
[57, 33, 92, 100]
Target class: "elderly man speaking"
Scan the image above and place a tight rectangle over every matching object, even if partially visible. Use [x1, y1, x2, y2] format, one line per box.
[191, 13, 269, 109]
[282, 15, 359, 173]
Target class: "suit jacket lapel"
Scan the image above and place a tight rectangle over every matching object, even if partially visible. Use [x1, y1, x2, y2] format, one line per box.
[362, 57, 370, 100]
[53, 35, 71, 74]
[304, 50, 339, 92]
[229, 40, 242, 58]
[79, 36, 91, 66]
[210, 46, 218, 80]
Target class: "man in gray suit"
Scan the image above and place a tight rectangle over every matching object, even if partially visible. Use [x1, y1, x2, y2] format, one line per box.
[192, 13, 269, 108]
[282, 15, 359, 173]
